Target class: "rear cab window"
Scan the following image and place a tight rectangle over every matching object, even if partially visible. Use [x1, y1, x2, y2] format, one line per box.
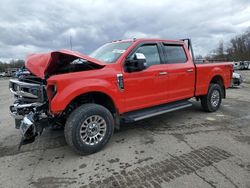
[163, 44, 187, 63]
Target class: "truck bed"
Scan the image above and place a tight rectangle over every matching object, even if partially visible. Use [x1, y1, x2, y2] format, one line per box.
[195, 62, 233, 96]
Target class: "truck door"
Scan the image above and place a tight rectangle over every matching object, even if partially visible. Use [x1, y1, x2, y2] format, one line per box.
[162, 43, 195, 102]
[122, 43, 169, 112]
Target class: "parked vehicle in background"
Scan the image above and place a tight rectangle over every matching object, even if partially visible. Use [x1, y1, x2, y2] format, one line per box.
[239, 61, 250, 70]
[231, 72, 243, 87]
[15, 67, 30, 78]
[243, 61, 249, 70]
[233, 62, 240, 70]
[9, 38, 233, 155]
[5, 68, 18, 77]
[0, 72, 6, 77]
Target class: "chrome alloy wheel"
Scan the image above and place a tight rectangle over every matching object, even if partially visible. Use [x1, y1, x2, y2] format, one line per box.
[80, 115, 107, 145]
[211, 90, 220, 108]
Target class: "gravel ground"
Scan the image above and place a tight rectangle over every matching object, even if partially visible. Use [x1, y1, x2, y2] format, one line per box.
[0, 71, 250, 188]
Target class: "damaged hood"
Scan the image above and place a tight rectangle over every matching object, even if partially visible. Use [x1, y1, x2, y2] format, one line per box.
[25, 49, 106, 79]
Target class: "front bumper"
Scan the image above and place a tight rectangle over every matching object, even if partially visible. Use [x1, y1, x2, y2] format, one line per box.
[9, 79, 48, 147]
[232, 76, 243, 86]
[9, 102, 43, 128]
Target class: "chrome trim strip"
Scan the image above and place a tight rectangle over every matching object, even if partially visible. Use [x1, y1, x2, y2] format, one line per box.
[9, 79, 40, 87]
[186, 69, 194, 72]
[15, 90, 38, 99]
[9, 88, 17, 95]
[13, 102, 43, 109]
[158, 71, 168, 75]
[133, 103, 192, 121]
[9, 79, 42, 99]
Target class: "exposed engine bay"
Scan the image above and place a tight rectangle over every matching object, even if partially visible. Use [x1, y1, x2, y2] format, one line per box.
[46, 56, 103, 76]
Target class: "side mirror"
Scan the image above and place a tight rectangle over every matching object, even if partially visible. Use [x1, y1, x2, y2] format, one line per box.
[125, 53, 147, 72]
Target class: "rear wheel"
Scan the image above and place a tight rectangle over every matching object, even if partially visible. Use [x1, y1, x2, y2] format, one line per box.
[64, 103, 114, 155]
[201, 84, 222, 112]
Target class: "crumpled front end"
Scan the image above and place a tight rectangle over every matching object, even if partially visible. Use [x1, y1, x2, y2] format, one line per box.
[9, 50, 106, 148]
[9, 77, 49, 148]
[25, 49, 105, 79]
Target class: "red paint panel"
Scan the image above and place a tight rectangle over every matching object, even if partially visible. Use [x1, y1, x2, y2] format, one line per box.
[24, 39, 233, 115]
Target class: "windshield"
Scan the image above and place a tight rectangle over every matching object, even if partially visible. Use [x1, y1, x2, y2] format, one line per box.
[89, 41, 132, 63]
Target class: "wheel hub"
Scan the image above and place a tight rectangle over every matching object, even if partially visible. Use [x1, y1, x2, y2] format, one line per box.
[87, 123, 99, 136]
[80, 115, 107, 145]
[211, 90, 220, 107]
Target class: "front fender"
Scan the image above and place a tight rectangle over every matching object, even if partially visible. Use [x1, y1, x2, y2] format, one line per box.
[49, 78, 122, 114]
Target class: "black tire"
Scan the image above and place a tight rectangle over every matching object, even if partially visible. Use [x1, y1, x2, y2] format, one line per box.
[64, 103, 114, 155]
[201, 84, 222, 112]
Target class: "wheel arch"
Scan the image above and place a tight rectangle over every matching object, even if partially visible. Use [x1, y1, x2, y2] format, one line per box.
[65, 91, 118, 116]
[209, 75, 225, 98]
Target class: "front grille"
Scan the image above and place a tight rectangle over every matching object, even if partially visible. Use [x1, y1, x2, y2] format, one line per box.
[9, 79, 45, 102]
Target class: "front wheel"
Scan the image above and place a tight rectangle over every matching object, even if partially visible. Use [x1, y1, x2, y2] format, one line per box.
[201, 84, 222, 112]
[64, 103, 114, 155]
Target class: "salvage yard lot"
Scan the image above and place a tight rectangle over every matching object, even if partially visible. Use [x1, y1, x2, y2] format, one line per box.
[0, 71, 250, 188]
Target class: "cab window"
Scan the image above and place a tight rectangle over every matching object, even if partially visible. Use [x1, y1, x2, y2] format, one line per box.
[164, 44, 187, 63]
[132, 44, 161, 67]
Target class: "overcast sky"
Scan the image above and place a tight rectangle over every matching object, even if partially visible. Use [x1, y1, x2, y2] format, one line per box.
[0, 0, 250, 60]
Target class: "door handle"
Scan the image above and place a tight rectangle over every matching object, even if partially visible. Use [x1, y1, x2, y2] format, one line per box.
[186, 69, 193, 72]
[158, 71, 168, 75]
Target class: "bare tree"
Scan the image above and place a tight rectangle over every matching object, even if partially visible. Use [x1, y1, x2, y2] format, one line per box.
[0, 59, 25, 72]
[210, 28, 250, 61]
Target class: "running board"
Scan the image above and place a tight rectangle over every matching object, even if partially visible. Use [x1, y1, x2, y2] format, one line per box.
[122, 100, 192, 122]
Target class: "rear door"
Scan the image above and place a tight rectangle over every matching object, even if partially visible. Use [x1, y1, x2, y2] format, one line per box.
[162, 43, 195, 102]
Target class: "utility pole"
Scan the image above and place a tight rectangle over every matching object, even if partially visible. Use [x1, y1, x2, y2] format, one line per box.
[70, 35, 72, 50]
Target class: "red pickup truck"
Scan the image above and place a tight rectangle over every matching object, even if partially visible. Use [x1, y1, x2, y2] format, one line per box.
[9, 38, 233, 154]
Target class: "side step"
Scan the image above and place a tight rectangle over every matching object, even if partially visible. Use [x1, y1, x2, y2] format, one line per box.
[122, 100, 192, 122]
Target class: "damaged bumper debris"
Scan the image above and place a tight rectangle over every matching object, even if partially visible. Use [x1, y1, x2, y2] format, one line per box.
[9, 78, 48, 149]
